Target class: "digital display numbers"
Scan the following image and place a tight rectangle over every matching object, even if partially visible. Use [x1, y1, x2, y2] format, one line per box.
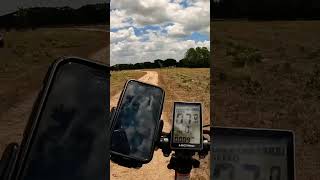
[212, 136, 290, 180]
[172, 103, 201, 146]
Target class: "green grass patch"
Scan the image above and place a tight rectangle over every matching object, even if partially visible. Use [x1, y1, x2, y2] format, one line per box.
[225, 41, 263, 68]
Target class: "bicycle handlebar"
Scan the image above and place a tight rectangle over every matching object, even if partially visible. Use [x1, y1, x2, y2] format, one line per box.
[110, 107, 211, 171]
[156, 127, 211, 158]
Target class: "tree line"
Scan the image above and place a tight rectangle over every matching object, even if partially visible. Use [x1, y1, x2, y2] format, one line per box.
[212, 0, 320, 20]
[0, 3, 109, 30]
[111, 47, 210, 71]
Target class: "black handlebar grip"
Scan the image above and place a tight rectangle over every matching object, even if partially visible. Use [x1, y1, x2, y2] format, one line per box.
[154, 120, 164, 150]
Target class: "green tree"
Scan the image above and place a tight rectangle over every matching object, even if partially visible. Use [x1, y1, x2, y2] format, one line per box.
[163, 59, 177, 67]
[17, 8, 29, 29]
[154, 59, 163, 68]
[181, 47, 210, 67]
[200, 47, 210, 67]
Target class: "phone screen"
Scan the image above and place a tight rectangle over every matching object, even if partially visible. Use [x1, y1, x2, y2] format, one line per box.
[171, 102, 202, 150]
[19, 59, 109, 180]
[111, 80, 164, 162]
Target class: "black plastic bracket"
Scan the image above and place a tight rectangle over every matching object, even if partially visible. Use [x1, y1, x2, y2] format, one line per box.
[110, 155, 143, 169]
[0, 143, 19, 180]
[167, 151, 200, 174]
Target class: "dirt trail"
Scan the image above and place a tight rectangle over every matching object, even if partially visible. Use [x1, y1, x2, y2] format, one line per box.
[0, 45, 107, 156]
[84, 27, 109, 65]
[110, 71, 174, 180]
[75, 28, 107, 33]
[89, 46, 108, 65]
[0, 91, 39, 155]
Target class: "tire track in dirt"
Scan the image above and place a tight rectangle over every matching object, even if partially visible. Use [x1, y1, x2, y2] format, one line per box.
[89, 46, 108, 65]
[84, 27, 109, 65]
[0, 90, 39, 156]
[110, 71, 174, 180]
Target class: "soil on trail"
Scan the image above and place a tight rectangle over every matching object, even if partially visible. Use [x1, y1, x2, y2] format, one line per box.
[89, 46, 108, 65]
[0, 41, 108, 156]
[0, 91, 39, 156]
[85, 27, 109, 65]
[110, 71, 174, 180]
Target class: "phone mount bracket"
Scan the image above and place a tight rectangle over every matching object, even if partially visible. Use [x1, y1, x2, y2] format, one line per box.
[167, 151, 200, 174]
[110, 154, 143, 169]
[110, 107, 165, 169]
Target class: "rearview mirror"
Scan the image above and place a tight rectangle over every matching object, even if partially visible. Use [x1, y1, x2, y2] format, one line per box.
[110, 80, 165, 164]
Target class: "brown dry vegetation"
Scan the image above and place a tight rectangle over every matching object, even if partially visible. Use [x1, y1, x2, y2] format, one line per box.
[0, 28, 106, 156]
[212, 21, 320, 180]
[157, 68, 210, 180]
[157, 68, 210, 126]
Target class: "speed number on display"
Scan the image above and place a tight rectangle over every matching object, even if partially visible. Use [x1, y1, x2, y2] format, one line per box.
[171, 102, 202, 150]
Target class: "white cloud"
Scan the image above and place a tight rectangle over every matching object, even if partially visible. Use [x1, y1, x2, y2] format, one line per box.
[110, 0, 210, 65]
[111, 0, 209, 30]
[165, 23, 187, 37]
[166, 0, 210, 36]
[110, 27, 139, 43]
[111, 29, 209, 65]
[172, 0, 184, 3]
[110, 9, 131, 29]
[111, 0, 170, 26]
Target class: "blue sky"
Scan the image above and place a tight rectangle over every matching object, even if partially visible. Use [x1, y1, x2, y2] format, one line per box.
[110, 0, 210, 65]
[185, 32, 209, 42]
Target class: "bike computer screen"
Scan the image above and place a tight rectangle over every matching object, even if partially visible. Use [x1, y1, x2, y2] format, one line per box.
[212, 127, 295, 180]
[171, 102, 203, 150]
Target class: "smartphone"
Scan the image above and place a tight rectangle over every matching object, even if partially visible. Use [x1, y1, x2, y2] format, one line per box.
[12, 57, 109, 180]
[110, 80, 165, 164]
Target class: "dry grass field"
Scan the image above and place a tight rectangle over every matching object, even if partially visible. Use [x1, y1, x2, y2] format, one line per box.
[110, 70, 146, 96]
[157, 68, 210, 126]
[212, 20, 320, 180]
[158, 68, 210, 180]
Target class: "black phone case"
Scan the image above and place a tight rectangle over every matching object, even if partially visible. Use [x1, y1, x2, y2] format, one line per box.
[110, 79, 165, 164]
[10, 57, 110, 180]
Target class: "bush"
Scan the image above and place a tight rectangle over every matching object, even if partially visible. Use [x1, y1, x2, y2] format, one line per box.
[242, 77, 263, 95]
[232, 52, 246, 67]
[226, 43, 263, 68]
[306, 65, 320, 91]
[226, 47, 237, 56]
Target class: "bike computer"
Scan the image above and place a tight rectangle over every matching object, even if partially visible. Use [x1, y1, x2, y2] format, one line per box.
[170, 102, 203, 150]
